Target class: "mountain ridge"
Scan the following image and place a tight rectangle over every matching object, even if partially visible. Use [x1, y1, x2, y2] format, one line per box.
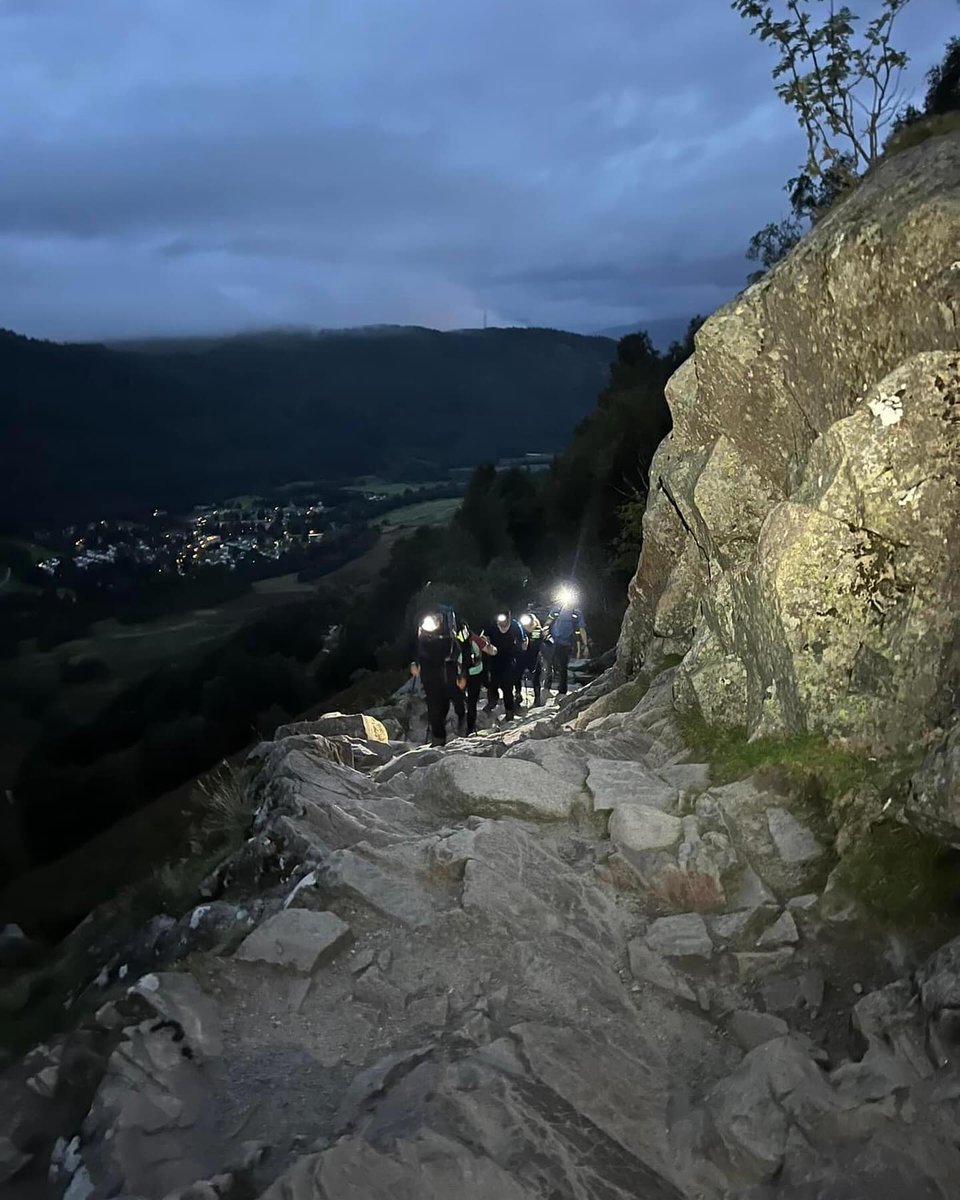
[0, 323, 617, 530]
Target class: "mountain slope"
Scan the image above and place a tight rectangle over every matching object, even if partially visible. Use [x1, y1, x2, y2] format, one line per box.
[0, 325, 616, 529]
[591, 316, 692, 348]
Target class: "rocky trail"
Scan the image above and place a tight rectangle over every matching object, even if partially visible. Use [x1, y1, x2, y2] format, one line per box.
[3, 668, 960, 1200]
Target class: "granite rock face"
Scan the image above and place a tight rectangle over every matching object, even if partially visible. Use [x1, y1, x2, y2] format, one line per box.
[618, 133, 960, 753]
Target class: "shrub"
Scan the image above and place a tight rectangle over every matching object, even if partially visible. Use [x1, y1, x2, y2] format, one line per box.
[882, 111, 960, 160]
[650, 867, 725, 913]
[193, 760, 255, 844]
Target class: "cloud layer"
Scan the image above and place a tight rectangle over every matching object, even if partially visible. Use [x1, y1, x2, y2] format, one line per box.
[0, 0, 952, 339]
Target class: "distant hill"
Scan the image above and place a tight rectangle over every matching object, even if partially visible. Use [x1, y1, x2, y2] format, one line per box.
[592, 316, 692, 349]
[0, 325, 616, 530]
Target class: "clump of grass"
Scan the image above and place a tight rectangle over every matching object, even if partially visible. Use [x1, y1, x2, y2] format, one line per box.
[676, 710, 879, 804]
[676, 709, 958, 926]
[882, 111, 960, 161]
[194, 760, 255, 843]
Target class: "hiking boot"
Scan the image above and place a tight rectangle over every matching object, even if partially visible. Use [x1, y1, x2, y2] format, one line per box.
[482, 702, 495, 714]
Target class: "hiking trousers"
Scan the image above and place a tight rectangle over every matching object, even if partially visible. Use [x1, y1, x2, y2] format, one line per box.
[422, 665, 459, 743]
[466, 674, 484, 733]
[487, 663, 516, 714]
[552, 643, 572, 694]
[515, 652, 542, 705]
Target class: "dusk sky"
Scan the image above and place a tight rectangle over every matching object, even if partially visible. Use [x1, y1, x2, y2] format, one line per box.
[0, 0, 954, 341]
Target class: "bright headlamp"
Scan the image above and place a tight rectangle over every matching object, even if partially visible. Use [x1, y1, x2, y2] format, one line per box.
[555, 585, 577, 607]
[419, 614, 440, 633]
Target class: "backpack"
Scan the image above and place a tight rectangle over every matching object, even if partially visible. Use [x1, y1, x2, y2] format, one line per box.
[459, 630, 483, 675]
[437, 605, 458, 638]
[550, 609, 576, 646]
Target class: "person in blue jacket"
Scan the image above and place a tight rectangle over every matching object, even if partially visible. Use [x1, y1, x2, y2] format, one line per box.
[544, 597, 588, 696]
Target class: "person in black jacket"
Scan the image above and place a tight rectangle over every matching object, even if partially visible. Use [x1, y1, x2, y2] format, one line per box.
[411, 606, 465, 746]
[515, 610, 546, 708]
[482, 609, 527, 719]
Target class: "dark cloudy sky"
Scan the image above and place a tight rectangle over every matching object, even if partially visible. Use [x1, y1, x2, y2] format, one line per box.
[0, 0, 953, 341]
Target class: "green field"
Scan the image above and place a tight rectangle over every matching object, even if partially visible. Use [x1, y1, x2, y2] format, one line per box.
[343, 476, 429, 497]
[374, 498, 461, 529]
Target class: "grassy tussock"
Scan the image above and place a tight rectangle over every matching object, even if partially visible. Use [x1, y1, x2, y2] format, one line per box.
[883, 111, 960, 160]
[676, 711, 880, 804]
[194, 760, 255, 843]
[676, 709, 958, 925]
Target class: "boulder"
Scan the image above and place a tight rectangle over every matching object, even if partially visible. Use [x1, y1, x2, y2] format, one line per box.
[275, 712, 389, 743]
[129, 972, 223, 1058]
[617, 436, 700, 671]
[503, 737, 590, 788]
[735, 950, 796, 981]
[726, 1010, 790, 1052]
[235, 909, 352, 973]
[627, 940, 697, 1003]
[701, 1037, 843, 1185]
[756, 911, 799, 948]
[319, 847, 437, 928]
[645, 913, 713, 960]
[586, 758, 679, 815]
[917, 935, 960, 1017]
[414, 755, 583, 821]
[710, 778, 830, 898]
[608, 805, 682, 853]
[766, 808, 824, 871]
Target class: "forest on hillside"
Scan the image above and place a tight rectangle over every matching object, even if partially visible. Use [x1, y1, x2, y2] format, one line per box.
[0, 325, 615, 530]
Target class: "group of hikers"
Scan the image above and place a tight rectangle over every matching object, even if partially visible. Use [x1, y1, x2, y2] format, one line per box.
[411, 591, 589, 746]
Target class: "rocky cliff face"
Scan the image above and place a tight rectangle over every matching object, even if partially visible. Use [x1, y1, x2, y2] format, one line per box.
[618, 132, 960, 754]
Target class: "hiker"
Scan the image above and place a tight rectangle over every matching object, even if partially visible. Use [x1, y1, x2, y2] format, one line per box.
[544, 594, 588, 696]
[457, 620, 497, 734]
[411, 605, 465, 746]
[482, 609, 527, 719]
[515, 609, 544, 707]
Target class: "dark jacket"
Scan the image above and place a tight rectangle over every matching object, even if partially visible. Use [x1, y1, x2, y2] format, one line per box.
[416, 632, 462, 682]
[483, 619, 526, 669]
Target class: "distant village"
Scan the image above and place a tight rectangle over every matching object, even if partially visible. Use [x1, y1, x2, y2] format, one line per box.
[33, 493, 343, 584]
[29, 458, 552, 587]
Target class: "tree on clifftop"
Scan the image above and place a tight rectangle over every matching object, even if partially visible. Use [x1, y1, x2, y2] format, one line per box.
[733, 0, 912, 178]
[733, 0, 913, 279]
